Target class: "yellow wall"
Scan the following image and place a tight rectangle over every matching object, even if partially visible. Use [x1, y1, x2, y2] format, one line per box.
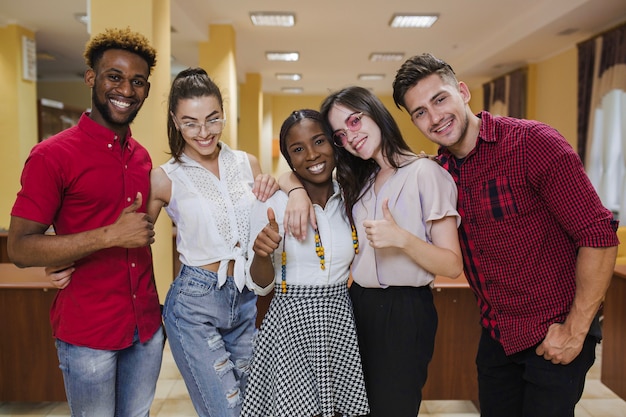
[0, 25, 38, 230]
[527, 48, 578, 148]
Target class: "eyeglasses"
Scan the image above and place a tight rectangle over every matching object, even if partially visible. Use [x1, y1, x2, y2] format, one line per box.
[332, 112, 363, 147]
[173, 115, 226, 136]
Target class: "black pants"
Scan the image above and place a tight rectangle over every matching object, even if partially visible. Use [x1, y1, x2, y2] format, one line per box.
[349, 283, 437, 417]
[476, 328, 597, 417]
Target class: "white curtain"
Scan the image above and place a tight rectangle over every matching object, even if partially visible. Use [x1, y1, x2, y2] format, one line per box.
[584, 28, 626, 222]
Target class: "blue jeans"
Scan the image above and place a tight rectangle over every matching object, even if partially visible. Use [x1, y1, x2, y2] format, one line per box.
[163, 265, 257, 417]
[55, 326, 164, 417]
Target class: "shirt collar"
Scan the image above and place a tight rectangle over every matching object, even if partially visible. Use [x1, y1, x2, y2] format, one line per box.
[78, 112, 135, 151]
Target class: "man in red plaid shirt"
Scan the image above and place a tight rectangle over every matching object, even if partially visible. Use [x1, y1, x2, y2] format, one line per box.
[393, 53, 619, 417]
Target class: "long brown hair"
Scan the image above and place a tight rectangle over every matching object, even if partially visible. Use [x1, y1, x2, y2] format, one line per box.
[320, 86, 413, 222]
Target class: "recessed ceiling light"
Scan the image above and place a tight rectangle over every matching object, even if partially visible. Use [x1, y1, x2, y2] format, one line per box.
[281, 87, 303, 94]
[389, 14, 439, 28]
[358, 74, 385, 81]
[250, 12, 295, 27]
[369, 52, 405, 62]
[266, 51, 300, 62]
[276, 73, 302, 81]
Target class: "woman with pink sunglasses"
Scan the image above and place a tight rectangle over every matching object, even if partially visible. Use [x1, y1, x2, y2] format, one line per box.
[281, 86, 462, 417]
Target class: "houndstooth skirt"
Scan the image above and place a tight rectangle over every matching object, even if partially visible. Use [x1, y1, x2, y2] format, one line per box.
[241, 282, 370, 417]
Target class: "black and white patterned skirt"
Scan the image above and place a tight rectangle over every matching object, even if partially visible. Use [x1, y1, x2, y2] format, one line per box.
[241, 282, 370, 417]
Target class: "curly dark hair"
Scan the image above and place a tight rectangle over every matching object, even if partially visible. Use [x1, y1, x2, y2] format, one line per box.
[167, 67, 224, 162]
[84, 27, 157, 73]
[319, 86, 413, 223]
[392, 53, 457, 111]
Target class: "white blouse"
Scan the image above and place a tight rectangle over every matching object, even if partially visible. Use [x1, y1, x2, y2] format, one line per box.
[246, 182, 354, 296]
[162, 143, 255, 290]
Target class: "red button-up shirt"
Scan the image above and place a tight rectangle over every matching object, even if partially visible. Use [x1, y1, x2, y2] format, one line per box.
[11, 114, 162, 350]
[438, 111, 618, 355]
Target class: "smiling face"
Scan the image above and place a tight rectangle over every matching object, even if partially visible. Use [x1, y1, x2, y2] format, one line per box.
[85, 49, 150, 135]
[285, 118, 335, 187]
[327, 104, 384, 164]
[172, 95, 224, 161]
[402, 73, 478, 158]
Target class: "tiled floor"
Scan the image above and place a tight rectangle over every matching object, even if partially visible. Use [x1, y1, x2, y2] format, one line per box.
[1, 343, 625, 417]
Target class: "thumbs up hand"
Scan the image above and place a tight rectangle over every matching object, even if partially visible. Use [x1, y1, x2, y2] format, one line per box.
[253, 207, 282, 257]
[107, 192, 156, 248]
[362, 198, 404, 249]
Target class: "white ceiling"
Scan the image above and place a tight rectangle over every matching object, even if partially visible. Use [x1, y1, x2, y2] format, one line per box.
[2, 0, 626, 95]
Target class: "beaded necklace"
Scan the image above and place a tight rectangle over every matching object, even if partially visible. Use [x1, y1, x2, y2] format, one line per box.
[280, 223, 359, 294]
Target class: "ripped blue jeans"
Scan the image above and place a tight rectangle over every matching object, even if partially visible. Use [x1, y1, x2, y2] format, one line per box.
[163, 265, 256, 417]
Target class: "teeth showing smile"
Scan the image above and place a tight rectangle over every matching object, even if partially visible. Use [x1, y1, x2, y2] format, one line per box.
[353, 138, 366, 151]
[110, 99, 131, 109]
[436, 120, 452, 132]
[308, 163, 325, 174]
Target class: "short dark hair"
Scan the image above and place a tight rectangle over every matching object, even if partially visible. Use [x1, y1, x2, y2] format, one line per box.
[84, 27, 157, 73]
[392, 53, 457, 110]
[279, 109, 325, 170]
[166, 67, 224, 162]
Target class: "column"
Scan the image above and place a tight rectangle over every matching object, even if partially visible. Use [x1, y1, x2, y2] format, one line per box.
[239, 73, 262, 158]
[198, 24, 238, 148]
[90, 0, 173, 300]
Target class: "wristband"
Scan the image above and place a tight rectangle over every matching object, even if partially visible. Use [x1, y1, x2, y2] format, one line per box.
[287, 186, 305, 196]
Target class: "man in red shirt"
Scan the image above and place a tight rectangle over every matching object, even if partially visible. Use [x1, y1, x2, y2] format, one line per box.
[392, 53, 619, 417]
[8, 28, 163, 417]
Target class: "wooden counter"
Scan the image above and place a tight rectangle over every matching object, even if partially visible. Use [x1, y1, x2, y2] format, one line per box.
[423, 274, 480, 405]
[601, 265, 626, 400]
[0, 263, 66, 401]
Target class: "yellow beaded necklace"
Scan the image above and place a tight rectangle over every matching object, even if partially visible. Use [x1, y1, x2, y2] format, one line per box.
[280, 223, 359, 293]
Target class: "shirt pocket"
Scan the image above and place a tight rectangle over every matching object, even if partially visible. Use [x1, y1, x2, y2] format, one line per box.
[480, 176, 519, 221]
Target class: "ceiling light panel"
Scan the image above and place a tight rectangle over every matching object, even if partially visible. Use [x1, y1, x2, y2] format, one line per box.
[250, 12, 295, 27]
[369, 52, 405, 62]
[389, 14, 439, 28]
[276, 73, 302, 81]
[266, 51, 300, 61]
[281, 87, 303, 94]
[358, 74, 385, 81]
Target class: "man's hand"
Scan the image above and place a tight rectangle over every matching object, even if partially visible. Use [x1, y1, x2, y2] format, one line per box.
[535, 322, 585, 365]
[106, 192, 155, 248]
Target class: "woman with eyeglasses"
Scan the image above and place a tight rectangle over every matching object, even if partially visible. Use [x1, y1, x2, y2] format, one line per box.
[280, 86, 463, 417]
[150, 67, 277, 417]
[241, 109, 369, 417]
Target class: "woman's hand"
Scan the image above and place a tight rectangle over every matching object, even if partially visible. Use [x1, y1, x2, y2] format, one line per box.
[284, 187, 317, 241]
[46, 263, 75, 289]
[252, 173, 279, 202]
[253, 208, 282, 257]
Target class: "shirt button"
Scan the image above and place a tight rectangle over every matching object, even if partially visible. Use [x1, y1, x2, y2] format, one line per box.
[131, 263, 136, 268]
[108, 143, 113, 149]
[127, 197, 132, 202]
[133, 294, 137, 299]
